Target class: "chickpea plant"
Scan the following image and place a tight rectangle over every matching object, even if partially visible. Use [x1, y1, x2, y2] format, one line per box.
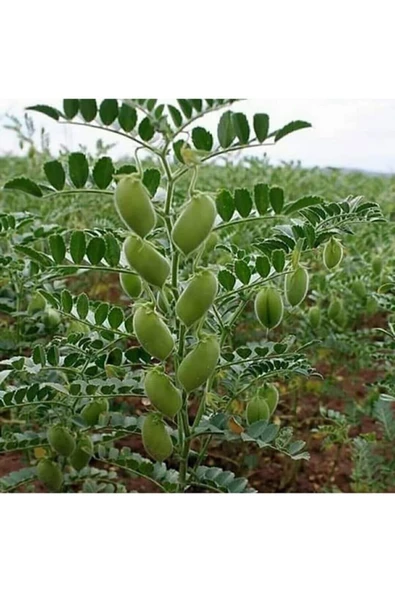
[0, 99, 383, 493]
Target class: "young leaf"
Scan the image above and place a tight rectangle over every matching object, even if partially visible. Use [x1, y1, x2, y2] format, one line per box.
[68, 153, 89, 189]
[61, 290, 73, 314]
[104, 233, 121, 266]
[99, 99, 119, 125]
[87, 237, 106, 265]
[168, 105, 183, 127]
[190, 99, 203, 112]
[192, 127, 213, 152]
[218, 270, 236, 290]
[253, 113, 269, 142]
[76, 294, 89, 320]
[70, 230, 86, 264]
[138, 118, 155, 141]
[254, 183, 270, 215]
[49, 234, 66, 264]
[177, 99, 193, 118]
[272, 249, 285, 272]
[216, 189, 235, 222]
[79, 99, 97, 122]
[63, 99, 79, 119]
[143, 168, 161, 196]
[256, 255, 271, 278]
[115, 164, 137, 177]
[47, 345, 60, 366]
[234, 188, 252, 218]
[274, 120, 311, 142]
[232, 112, 250, 144]
[95, 302, 109, 325]
[4, 177, 43, 197]
[44, 161, 66, 191]
[118, 103, 137, 132]
[235, 260, 251, 285]
[33, 345, 46, 367]
[217, 111, 236, 148]
[269, 186, 284, 214]
[93, 157, 114, 189]
[26, 105, 60, 121]
[108, 307, 124, 329]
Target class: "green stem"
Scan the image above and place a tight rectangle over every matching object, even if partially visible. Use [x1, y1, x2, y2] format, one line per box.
[178, 407, 191, 492]
[58, 120, 158, 154]
[38, 189, 113, 199]
[49, 264, 141, 278]
[215, 271, 291, 304]
[212, 305, 225, 331]
[144, 283, 157, 306]
[172, 251, 180, 290]
[173, 141, 275, 181]
[177, 323, 186, 361]
[188, 166, 199, 197]
[163, 161, 175, 216]
[215, 214, 283, 231]
[192, 390, 207, 430]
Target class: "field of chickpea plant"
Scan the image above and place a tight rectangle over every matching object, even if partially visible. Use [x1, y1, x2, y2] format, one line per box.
[1, 99, 395, 493]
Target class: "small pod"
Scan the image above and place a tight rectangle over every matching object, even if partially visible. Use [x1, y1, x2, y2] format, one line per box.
[352, 279, 366, 299]
[114, 173, 156, 238]
[44, 308, 61, 330]
[172, 192, 217, 256]
[123, 235, 170, 288]
[81, 398, 109, 427]
[133, 305, 174, 361]
[257, 383, 279, 415]
[47, 425, 76, 457]
[27, 292, 46, 314]
[69, 435, 94, 471]
[246, 397, 271, 425]
[142, 413, 173, 462]
[177, 334, 220, 393]
[36, 459, 63, 492]
[255, 287, 284, 330]
[285, 266, 309, 307]
[120, 272, 143, 299]
[308, 306, 321, 328]
[176, 269, 218, 327]
[323, 237, 343, 270]
[144, 368, 182, 418]
[328, 298, 342, 322]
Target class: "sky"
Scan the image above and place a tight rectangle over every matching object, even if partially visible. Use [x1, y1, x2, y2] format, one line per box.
[1, 99, 395, 173]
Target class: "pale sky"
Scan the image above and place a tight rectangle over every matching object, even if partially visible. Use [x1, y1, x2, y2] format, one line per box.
[1, 99, 394, 173]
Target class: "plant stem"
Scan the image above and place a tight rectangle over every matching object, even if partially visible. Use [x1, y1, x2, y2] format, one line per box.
[172, 251, 179, 289]
[215, 270, 291, 303]
[173, 141, 275, 181]
[215, 215, 283, 231]
[58, 120, 158, 153]
[192, 390, 207, 430]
